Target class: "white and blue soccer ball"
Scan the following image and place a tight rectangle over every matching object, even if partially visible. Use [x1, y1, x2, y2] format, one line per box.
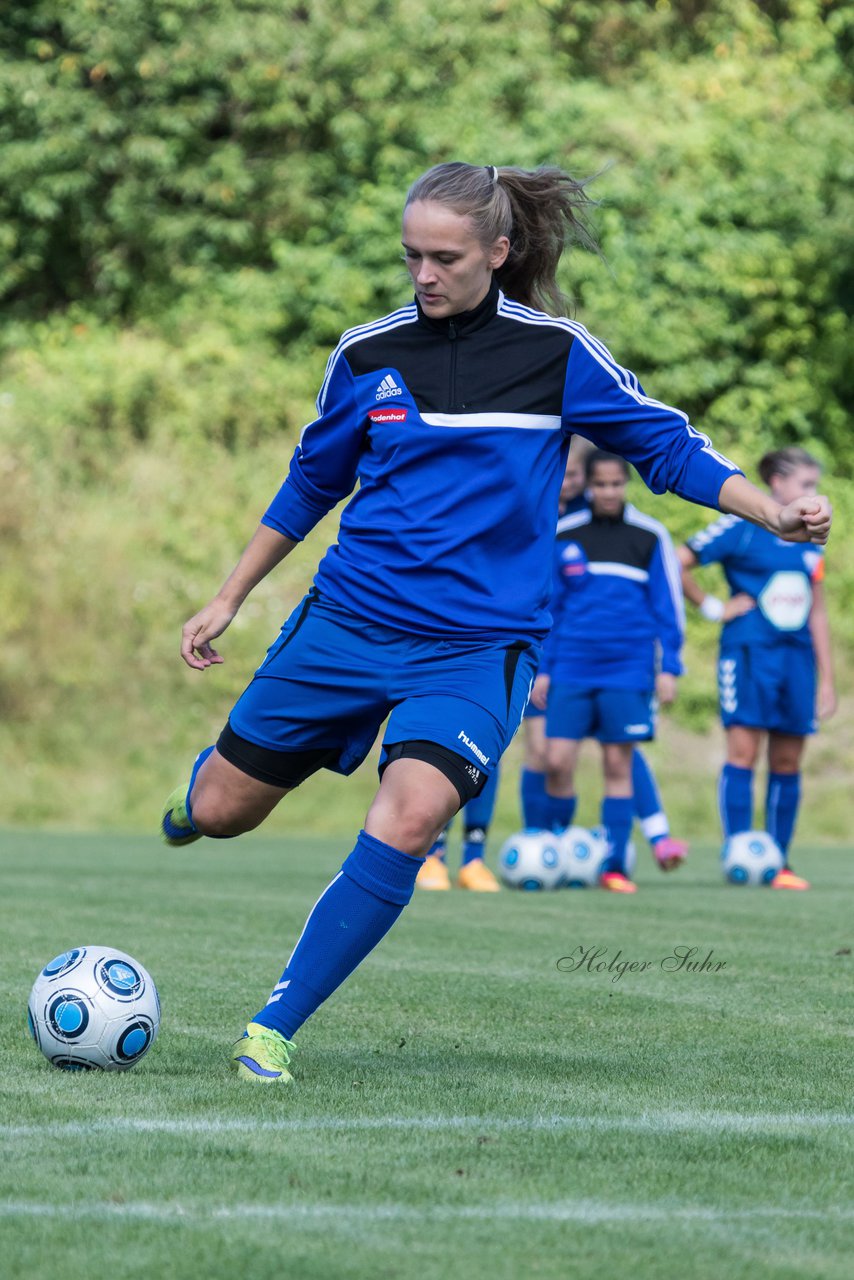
[498, 829, 567, 890]
[721, 831, 784, 886]
[560, 825, 610, 887]
[27, 946, 161, 1071]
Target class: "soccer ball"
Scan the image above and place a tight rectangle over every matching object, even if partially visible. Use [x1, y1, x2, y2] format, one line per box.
[498, 829, 567, 890]
[560, 826, 609, 887]
[27, 946, 161, 1071]
[721, 831, 784, 886]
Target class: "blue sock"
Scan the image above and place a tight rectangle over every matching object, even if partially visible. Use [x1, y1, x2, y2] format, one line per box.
[427, 825, 450, 861]
[542, 794, 576, 833]
[631, 749, 659, 820]
[252, 831, 422, 1040]
[520, 769, 550, 829]
[632, 750, 669, 844]
[462, 826, 488, 866]
[766, 772, 800, 859]
[184, 745, 215, 829]
[464, 768, 499, 830]
[718, 764, 753, 838]
[601, 796, 634, 875]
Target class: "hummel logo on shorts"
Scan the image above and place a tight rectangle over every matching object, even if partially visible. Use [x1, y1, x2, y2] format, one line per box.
[376, 374, 403, 400]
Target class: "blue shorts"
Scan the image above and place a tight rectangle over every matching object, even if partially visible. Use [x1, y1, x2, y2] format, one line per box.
[546, 684, 655, 743]
[228, 591, 539, 777]
[719, 642, 816, 736]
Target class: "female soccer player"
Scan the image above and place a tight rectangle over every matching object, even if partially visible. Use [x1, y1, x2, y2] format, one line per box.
[531, 451, 685, 893]
[520, 442, 689, 871]
[678, 447, 836, 888]
[161, 163, 831, 1082]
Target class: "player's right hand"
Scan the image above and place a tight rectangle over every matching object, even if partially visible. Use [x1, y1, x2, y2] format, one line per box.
[531, 673, 550, 710]
[180, 599, 237, 670]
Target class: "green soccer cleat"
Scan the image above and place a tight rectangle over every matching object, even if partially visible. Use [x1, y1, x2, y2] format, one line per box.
[231, 1022, 296, 1084]
[160, 786, 202, 846]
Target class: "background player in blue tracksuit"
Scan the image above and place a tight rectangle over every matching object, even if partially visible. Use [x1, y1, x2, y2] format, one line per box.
[160, 162, 832, 1083]
[679, 447, 835, 889]
[531, 451, 685, 892]
[519, 439, 689, 871]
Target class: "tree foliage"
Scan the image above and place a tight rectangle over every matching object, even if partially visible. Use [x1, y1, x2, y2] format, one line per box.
[1, 0, 850, 456]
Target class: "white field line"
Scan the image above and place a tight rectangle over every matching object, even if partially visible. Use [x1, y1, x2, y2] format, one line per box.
[2, 1111, 853, 1141]
[1, 1200, 852, 1226]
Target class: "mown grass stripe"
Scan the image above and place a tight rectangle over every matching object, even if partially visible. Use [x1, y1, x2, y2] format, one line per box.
[2, 1111, 852, 1140]
[1, 1200, 852, 1225]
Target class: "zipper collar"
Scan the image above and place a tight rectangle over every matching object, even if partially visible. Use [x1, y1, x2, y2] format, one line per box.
[415, 277, 501, 336]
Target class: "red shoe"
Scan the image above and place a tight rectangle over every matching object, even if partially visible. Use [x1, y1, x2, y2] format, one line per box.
[771, 868, 811, 891]
[600, 872, 638, 894]
[652, 836, 689, 872]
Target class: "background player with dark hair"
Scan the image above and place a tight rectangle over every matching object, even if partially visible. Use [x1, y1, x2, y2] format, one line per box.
[532, 450, 687, 892]
[520, 442, 689, 870]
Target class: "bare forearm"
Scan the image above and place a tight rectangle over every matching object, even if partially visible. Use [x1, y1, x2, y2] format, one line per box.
[717, 475, 780, 533]
[718, 474, 832, 545]
[216, 525, 298, 609]
[810, 602, 834, 686]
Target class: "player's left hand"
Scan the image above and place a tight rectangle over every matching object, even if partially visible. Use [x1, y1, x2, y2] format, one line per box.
[776, 495, 832, 545]
[818, 683, 838, 721]
[656, 672, 678, 705]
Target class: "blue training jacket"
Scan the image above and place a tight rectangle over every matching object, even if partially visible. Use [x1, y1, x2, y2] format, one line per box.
[540, 503, 685, 688]
[262, 280, 739, 643]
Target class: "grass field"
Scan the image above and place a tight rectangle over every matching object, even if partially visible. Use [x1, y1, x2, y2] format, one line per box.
[2, 828, 853, 1279]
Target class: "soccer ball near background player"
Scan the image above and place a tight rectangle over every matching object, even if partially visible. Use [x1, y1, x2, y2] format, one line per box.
[27, 946, 161, 1071]
[498, 829, 568, 890]
[721, 831, 784, 886]
[560, 826, 609, 887]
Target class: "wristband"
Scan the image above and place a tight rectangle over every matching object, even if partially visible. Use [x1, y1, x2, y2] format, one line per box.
[699, 595, 725, 622]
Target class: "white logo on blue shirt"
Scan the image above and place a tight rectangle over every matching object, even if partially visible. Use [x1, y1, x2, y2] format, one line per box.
[376, 374, 403, 400]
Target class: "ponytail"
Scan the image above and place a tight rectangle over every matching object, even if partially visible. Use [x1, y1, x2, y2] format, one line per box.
[405, 162, 598, 315]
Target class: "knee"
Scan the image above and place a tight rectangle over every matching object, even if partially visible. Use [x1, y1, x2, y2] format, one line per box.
[365, 795, 452, 856]
[545, 746, 573, 789]
[190, 790, 257, 838]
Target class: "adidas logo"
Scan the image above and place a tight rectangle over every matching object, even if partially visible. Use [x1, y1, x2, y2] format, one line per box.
[375, 374, 403, 400]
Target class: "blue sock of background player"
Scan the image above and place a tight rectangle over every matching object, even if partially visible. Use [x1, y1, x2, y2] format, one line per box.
[766, 771, 800, 858]
[600, 795, 634, 874]
[718, 762, 753, 839]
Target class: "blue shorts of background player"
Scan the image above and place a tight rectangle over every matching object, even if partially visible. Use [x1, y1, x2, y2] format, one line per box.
[718, 643, 816, 737]
[546, 685, 655, 743]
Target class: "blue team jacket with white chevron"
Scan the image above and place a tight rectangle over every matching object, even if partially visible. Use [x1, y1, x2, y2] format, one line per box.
[540, 504, 685, 688]
[262, 279, 739, 642]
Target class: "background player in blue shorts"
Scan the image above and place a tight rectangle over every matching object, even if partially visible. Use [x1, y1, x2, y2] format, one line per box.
[531, 450, 686, 893]
[679, 447, 836, 889]
[160, 162, 831, 1083]
[520, 441, 689, 871]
